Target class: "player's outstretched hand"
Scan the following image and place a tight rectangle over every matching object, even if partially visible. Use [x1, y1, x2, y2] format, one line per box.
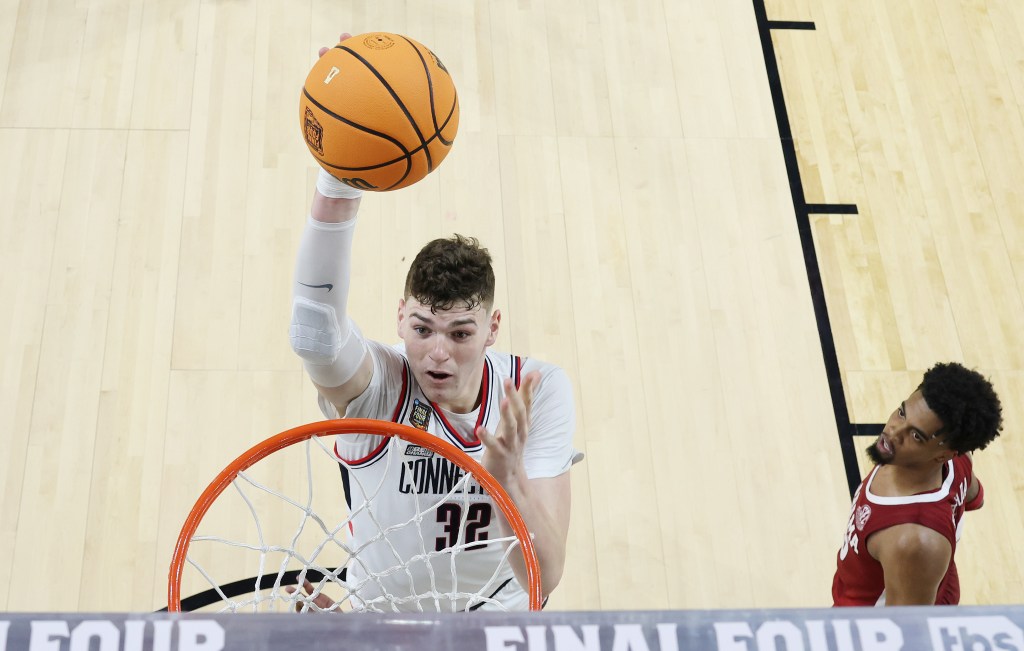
[319, 32, 353, 58]
[477, 371, 540, 486]
[285, 579, 338, 613]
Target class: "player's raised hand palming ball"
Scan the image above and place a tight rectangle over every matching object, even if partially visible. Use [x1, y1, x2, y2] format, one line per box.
[300, 32, 459, 192]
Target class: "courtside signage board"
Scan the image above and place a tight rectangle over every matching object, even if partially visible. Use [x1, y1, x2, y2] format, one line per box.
[0, 608, 1022, 651]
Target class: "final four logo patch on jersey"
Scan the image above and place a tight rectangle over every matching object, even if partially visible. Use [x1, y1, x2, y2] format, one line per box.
[411, 399, 432, 431]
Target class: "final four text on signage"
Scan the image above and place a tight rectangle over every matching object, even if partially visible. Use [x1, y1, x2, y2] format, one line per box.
[0, 619, 224, 651]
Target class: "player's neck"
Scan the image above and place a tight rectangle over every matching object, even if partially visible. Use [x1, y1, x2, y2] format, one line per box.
[873, 463, 946, 497]
[435, 366, 486, 415]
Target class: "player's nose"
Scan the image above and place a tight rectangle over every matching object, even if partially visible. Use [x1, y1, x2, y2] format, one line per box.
[427, 336, 450, 360]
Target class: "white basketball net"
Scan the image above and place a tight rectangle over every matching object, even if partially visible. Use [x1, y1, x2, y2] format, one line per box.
[181, 434, 526, 613]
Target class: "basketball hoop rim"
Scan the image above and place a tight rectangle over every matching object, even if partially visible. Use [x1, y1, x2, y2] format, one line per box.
[167, 418, 542, 612]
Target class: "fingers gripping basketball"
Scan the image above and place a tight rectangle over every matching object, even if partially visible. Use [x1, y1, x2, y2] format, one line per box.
[300, 33, 460, 192]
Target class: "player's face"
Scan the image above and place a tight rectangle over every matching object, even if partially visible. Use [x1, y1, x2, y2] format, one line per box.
[866, 390, 949, 467]
[397, 297, 500, 413]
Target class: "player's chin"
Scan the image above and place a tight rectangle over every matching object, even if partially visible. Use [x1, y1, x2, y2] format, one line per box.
[419, 376, 455, 402]
[420, 387, 444, 403]
[865, 439, 892, 465]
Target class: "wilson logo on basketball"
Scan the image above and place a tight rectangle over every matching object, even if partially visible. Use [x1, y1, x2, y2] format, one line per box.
[341, 178, 378, 190]
[303, 108, 324, 156]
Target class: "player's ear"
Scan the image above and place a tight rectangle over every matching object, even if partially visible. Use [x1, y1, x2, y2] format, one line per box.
[485, 308, 500, 346]
[396, 298, 407, 337]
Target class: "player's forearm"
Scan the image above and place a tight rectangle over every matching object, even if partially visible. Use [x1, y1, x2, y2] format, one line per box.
[498, 475, 568, 597]
[289, 172, 367, 389]
[883, 589, 937, 606]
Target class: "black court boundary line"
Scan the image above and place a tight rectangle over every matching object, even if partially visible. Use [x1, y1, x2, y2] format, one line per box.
[752, 0, 884, 497]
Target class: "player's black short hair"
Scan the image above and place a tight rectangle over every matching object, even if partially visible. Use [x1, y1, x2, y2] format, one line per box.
[404, 234, 495, 313]
[919, 362, 1003, 454]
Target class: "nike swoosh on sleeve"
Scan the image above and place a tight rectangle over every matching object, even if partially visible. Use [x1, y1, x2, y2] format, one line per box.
[298, 282, 334, 292]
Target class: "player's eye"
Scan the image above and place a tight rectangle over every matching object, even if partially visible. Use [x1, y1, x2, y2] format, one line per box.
[413, 326, 430, 336]
[452, 331, 470, 340]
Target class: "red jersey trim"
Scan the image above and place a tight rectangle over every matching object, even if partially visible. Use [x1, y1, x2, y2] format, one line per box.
[390, 362, 411, 423]
[334, 436, 389, 467]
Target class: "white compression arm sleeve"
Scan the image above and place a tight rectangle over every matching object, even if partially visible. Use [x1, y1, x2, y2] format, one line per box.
[289, 215, 367, 388]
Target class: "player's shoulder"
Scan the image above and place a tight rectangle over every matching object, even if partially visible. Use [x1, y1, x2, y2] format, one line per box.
[359, 339, 408, 368]
[485, 348, 560, 370]
[351, 339, 409, 400]
[488, 351, 574, 418]
[953, 452, 974, 473]
[872, 522, 952, 564]
[485, 350, 569, 384]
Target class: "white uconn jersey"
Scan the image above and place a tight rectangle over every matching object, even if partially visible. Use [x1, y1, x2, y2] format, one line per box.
[317, 341, 578, 612]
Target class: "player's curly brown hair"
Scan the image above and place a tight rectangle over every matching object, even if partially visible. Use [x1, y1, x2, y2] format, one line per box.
[919, 362, 1003, 454]
[404, 234, 495, 313]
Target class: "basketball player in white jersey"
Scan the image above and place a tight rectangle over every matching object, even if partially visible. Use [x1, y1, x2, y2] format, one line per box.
[287, 36, 579, 612]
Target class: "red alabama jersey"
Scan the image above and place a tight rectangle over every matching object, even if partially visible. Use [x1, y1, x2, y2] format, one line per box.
[832, 454, 974, 606]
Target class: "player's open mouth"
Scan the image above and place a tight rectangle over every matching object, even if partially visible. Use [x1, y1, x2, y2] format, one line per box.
[877, 435, 893, 456]
[426, 371, 452, 381]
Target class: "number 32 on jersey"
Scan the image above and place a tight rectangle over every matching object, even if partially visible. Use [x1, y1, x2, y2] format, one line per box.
[435, 503, 492, 552]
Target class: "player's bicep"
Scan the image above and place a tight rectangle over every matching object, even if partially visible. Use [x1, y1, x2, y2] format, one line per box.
[522, 367, 578, 478]
[524, 472, 572, 542]
[872, 524, 951, 605]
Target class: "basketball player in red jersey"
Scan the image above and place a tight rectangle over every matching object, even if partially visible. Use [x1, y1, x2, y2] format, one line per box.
[833, 362, 1002, 606]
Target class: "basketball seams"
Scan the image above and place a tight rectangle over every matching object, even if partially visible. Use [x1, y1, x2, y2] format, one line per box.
[399, 36, 458, 148]
[339, 44, 434, 172]
[321, 113, 458, 172]
[301, 96, 456, 186]
[302, 87, 413, 189]
[302, 87, 411, 156]
[436, 98, 456, 147]
[317, 115, 456, 173]
[399, 37, 441, 141]
[436, 96, 457, 147]
[308, 84, 458, 174]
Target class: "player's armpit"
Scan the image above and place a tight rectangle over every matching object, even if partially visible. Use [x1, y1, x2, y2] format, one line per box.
[870, 523, 952, 606]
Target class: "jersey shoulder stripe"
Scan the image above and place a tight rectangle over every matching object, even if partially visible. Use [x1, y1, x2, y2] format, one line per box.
[390, 360, 412, 423]
[512, 355, 523, 389]
[337, 436, 390, 468]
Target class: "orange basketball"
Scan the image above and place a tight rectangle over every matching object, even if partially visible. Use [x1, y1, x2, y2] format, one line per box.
[299, 33, 459, 192]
